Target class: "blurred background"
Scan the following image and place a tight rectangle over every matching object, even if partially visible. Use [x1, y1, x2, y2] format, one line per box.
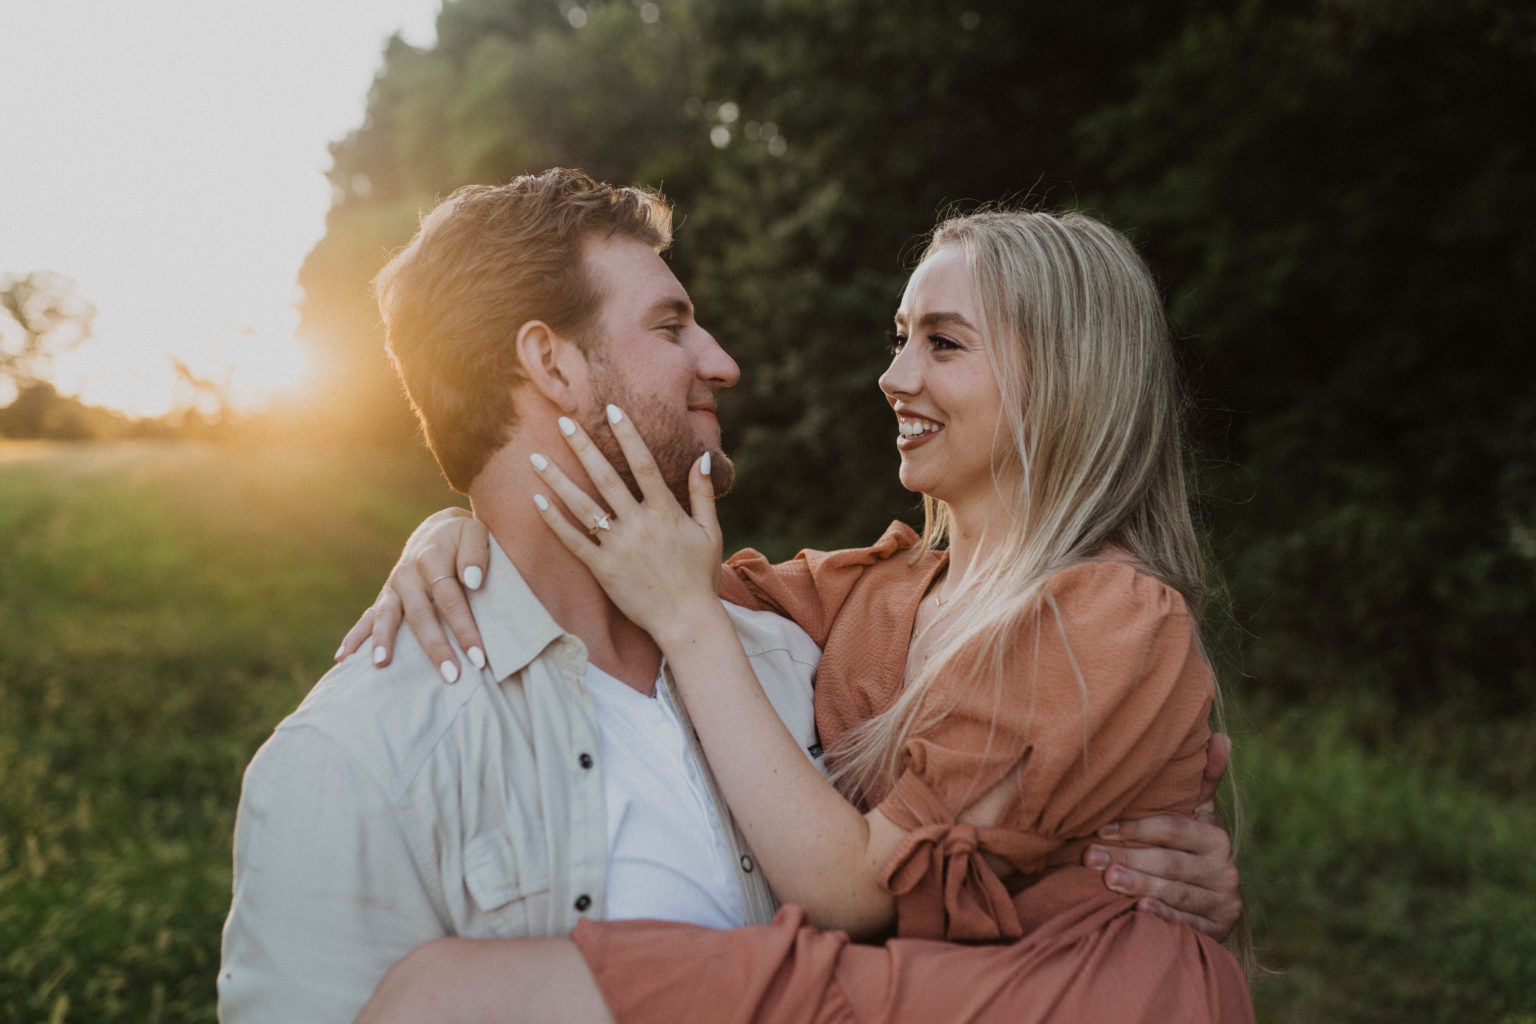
[1, 0, 1533, 1020]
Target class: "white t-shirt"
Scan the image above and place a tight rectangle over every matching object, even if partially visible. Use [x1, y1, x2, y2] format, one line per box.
[584, 663, 747, 929]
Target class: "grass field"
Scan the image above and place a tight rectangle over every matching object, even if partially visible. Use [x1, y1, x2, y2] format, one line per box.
[1, 440, 1533, 1022]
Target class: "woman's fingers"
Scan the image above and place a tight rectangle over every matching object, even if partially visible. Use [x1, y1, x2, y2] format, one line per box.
[366, 590, 404, 667]
[454, 518, 491, 593]
[556, 414, 641, 517]
[336, 606, 375, 662]
[603, 405, 681, 510]
[409, 523, 488, 678]
[532, 490, 603, 564]
[690, 451, 720, 534]
[391, 575, 465, 684]
[530, 450, 614, 539]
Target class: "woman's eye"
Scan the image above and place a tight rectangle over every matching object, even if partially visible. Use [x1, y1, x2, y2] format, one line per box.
[931, 334, 960, 350]
[886, 330, 907, 354]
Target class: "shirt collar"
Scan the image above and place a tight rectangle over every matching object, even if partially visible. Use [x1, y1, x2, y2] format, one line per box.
[471, 538, 575, 680]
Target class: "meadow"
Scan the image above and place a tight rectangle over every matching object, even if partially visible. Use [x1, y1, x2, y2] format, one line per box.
[1, 440, 1532, 1022]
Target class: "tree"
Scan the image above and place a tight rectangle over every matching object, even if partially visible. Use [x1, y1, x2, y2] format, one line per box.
[292, 0, 1536, 716]
[0, 271, 95, 395]
[295, 0, 714, 445]
[1080, 0, 1536, 711]
[660, 0, 1202, 550]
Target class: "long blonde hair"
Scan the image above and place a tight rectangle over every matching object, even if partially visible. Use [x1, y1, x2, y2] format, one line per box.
[831, 208, 1221, 812]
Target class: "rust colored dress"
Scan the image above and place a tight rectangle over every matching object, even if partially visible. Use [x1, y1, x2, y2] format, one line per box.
[570, 523, 1253, 1023]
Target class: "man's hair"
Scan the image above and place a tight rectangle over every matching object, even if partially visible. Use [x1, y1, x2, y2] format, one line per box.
[374, 168, 674, 492]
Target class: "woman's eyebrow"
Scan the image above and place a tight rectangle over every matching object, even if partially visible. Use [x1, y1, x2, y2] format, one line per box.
[898, 311, 976, 332]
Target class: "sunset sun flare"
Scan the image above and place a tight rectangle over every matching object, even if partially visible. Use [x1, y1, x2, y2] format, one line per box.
[0, 0, 442, 420]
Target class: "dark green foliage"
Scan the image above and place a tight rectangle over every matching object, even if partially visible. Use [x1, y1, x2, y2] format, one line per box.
[295, 0, 1536, 722]
[1080, 0, 1536, 712]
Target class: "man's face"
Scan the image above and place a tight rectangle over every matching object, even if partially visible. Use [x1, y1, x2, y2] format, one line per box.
[578, 234, 740, 506]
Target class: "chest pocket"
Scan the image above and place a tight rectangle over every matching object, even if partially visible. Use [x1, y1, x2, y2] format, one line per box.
[463, 819, 552, 936]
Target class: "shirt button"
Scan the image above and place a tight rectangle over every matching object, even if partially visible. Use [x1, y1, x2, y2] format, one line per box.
[739, 855, 754, 873]
[578, 752, 594, 769]
[574, 894, 592, 912]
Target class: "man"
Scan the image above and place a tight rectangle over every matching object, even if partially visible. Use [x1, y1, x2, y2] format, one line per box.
[219, 169, 1240, 1021]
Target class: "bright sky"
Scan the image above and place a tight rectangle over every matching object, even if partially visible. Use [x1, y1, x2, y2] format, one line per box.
[0, 0, 442, 416]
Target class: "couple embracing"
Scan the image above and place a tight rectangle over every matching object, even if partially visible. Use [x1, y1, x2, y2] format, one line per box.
[219, 168, 1253, 1022]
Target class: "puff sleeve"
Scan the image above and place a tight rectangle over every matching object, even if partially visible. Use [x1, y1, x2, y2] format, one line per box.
[718, 522, 922, 647]
[874, 560, 1214, 941]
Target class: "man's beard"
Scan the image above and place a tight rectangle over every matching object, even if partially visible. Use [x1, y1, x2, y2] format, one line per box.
[587, 368, 735, 510]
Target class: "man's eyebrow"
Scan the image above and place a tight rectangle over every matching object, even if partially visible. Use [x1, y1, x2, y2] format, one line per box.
[893, 310, 977, 331]
[646, 297, 693, 319]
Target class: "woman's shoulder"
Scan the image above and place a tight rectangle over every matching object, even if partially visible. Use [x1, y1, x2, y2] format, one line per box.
[727, 520, 932, 576]
[1040, 549, 1191, 627]
[817, 520, 927, 567]
[720, 522, 938, 638]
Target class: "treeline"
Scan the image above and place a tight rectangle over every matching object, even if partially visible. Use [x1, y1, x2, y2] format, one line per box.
[0, 382, 245, 441]
[297, 0, 1536, 715]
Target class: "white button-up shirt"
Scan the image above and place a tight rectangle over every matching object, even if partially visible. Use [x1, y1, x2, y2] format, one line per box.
[218, 539, 822, 1023]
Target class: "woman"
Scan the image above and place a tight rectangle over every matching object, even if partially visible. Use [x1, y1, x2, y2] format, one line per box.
[351, 210, 1252, 1021]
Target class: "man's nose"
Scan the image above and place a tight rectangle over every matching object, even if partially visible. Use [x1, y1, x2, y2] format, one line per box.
[695, 327, 740, 388]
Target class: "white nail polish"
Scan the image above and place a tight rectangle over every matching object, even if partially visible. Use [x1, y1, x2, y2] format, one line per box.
[334, 644, 346, 661]
[558, 416, 576, 436]
[534, 493, 549, 511]
[700, 451, 711, 476]
[372, 646, 387, 666]
[467, 646, 486, 670]
[530, 453, 549, 471]
[606, 404, 623, 424]
[440, 660, 460, 684]
[463, 566, 483, 590]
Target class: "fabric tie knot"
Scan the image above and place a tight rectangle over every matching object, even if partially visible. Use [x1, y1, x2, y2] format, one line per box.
[881, 822, 1024, 942]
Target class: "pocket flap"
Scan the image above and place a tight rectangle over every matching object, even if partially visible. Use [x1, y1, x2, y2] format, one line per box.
[463, 824, 551, 912]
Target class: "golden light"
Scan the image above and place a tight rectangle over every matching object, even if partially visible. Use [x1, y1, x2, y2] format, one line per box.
[0, 0, 441, 423]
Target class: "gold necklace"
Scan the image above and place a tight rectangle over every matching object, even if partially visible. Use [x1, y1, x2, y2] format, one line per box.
[910, 588, 954, 640]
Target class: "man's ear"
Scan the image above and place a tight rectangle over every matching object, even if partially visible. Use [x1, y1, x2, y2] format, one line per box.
[515, 320, 588, 413]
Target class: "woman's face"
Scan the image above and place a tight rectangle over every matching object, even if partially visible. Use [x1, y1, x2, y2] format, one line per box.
[879, 245, 1012, 513]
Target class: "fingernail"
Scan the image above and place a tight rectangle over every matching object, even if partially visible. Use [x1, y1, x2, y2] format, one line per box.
[558, 416, 576, 436]
[606, 404, 623, 424]
[1085, 847, 1109, 870]
[467, 646, 486, 670]
[534, 493, 549, 511]
[440, 660, 460, 684]
[463, 566, 483, 590]
[700, 451, 711, 476]
[372, 646, 388, 666]
[334, 644, 346, 662]
[1106, 867, 1129, 892]
[530, 453, 549, 471]
[1098, 821, 1121, 838]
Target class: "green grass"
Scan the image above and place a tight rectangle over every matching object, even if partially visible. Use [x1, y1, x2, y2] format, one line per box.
[1, 440, 1533, 1022]
[0, 440, 457, 1023]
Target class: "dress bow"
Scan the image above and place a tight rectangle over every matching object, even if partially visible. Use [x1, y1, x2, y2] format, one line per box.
[880, 821, 1025, 942]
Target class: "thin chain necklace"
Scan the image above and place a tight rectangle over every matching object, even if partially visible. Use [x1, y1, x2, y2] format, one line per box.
[910, 583, 956, 641]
